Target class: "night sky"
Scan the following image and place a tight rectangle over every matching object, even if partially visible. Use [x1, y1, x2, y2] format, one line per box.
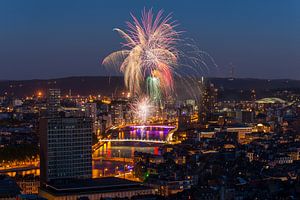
[0, 0, 299, 80]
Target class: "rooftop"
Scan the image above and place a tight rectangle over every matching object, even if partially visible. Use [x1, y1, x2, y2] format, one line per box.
[256, 98, 286, 104]
[0, 175, 21, 198]
[41, 177, 152, 196]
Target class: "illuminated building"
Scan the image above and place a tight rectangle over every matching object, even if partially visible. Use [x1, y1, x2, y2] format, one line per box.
[47, 89, 61, 117]
[85, 102, 97, 121]
[199, 131, 215, 140]
[251, 89, 256, 101]
[13, 99, 23, 107]
[252, 123, 271, 133]
[288, 150, 300, 161]
[178, 115, 191, 129]
[110, 100, 128, 125]
[199, 82, 218, 124]
[147, 178, 195, 196]
[214, 125, 253, 144]
[256, 97, 286, 104]
[273, 154, 293, 165]
[39, 117, 92, 185]
[235, 110, 254, 123]
[85, 102, 98, 133]
[16, 177, 39, 195]
[185, 99, 196, 111]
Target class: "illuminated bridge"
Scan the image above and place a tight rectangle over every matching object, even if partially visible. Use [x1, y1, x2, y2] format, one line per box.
[128, 125, 176, 129]
[97, 138, 166, 143]
[92, 125, 176, 152]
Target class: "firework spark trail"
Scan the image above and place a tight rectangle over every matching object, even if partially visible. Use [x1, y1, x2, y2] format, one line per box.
[147, 76, 161, 102]
[102, 9, 218, 122]
[131, 96, 154, 124]
[103, 8, 179, 97]
[168, 38, 218, 102]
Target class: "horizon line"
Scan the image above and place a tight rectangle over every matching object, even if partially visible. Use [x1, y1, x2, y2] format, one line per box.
[1, 75, 300, 82]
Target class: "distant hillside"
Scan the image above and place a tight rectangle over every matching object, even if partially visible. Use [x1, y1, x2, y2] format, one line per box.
[211, 78, 300, 90]
[1, 76, 300, 99]
[211, 78, 300, 100]
[0, 76, 124, 97]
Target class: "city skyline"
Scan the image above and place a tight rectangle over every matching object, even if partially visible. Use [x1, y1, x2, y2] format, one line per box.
[1, 1, 300, 199]
[0, 0, 299, 80]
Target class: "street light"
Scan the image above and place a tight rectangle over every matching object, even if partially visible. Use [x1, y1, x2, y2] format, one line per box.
[104, 168, 108, 176]
[115, 166, 119, 175]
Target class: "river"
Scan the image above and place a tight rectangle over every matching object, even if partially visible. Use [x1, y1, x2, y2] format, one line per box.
[4, 125, 173, 178]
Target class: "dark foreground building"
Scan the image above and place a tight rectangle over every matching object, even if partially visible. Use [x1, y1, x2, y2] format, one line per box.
[0, 175, 21, 200]
[39, 117, 93, 185]
[38, 177, 156, 199]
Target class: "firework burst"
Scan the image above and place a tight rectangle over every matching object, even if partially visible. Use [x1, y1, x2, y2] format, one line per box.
[131, 96, 154, 124]
[103, 8, 218, 124]
[103, 8, 179, 96]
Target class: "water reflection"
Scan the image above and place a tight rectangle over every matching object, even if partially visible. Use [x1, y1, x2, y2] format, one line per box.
[5, 169, 40, 177]
[3, 126, 173, 178]
[94, 143, 161, 158]
[92, 144, 161, 178]
[115, 127, 170, 141]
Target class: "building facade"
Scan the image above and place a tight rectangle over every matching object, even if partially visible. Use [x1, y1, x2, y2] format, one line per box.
[39, 117, 92, 185]
[47, 89, 61, 117]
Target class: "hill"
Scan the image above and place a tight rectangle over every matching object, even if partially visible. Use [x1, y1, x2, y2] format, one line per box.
[1, 76, 300, 100]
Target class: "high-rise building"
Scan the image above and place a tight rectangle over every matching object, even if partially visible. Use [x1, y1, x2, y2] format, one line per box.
[85, 102, 97, 133]
[251, 89, 256, 102]
[202, 83, 218, 112]
[85, 102, 97, 121]
[199, 82, 218, 124]
[39, 117, 92, 185]
[110, 100, 126, 125]
[47, 89, 61, 117]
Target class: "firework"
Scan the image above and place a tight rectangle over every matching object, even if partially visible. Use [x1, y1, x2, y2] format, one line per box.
[147, 76, 161, 102]
[103, 8, 218, 125]
[131, 96, 154, 124]
[103, 8, 179, 97]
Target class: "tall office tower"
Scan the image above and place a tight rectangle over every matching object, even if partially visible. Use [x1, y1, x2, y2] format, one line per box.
[110, 100, 126, 125]
[85, 102, 97, 133]
[47, 88, 61, 117]
[203, 83, 218, 111]
[39, 117, 92, 185]
[251, 89, 256, 101]
[199, 82, 218, 124]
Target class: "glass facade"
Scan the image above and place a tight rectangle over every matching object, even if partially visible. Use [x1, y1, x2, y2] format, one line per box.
[40, 117, 92, 183]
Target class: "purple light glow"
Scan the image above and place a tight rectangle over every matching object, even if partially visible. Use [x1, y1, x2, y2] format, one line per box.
[129, 125, 176, 129]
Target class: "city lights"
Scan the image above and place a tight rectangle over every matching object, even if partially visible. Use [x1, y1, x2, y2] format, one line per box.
[0, 1, 298, 199]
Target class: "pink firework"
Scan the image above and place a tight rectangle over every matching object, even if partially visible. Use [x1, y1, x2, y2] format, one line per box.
[103, 8, 179, 96]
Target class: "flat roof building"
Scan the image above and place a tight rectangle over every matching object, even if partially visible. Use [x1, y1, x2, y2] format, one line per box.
[47, 89, 61, 117]
[39, 177, 156, 200]
[39, 117, 92, 185]
[0, 175, 21, 200]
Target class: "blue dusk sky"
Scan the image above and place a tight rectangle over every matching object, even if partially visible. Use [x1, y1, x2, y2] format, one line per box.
[0, 0, 299, 80]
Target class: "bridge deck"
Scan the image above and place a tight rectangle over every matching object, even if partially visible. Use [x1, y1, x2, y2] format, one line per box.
[97, 139, 166, 143]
